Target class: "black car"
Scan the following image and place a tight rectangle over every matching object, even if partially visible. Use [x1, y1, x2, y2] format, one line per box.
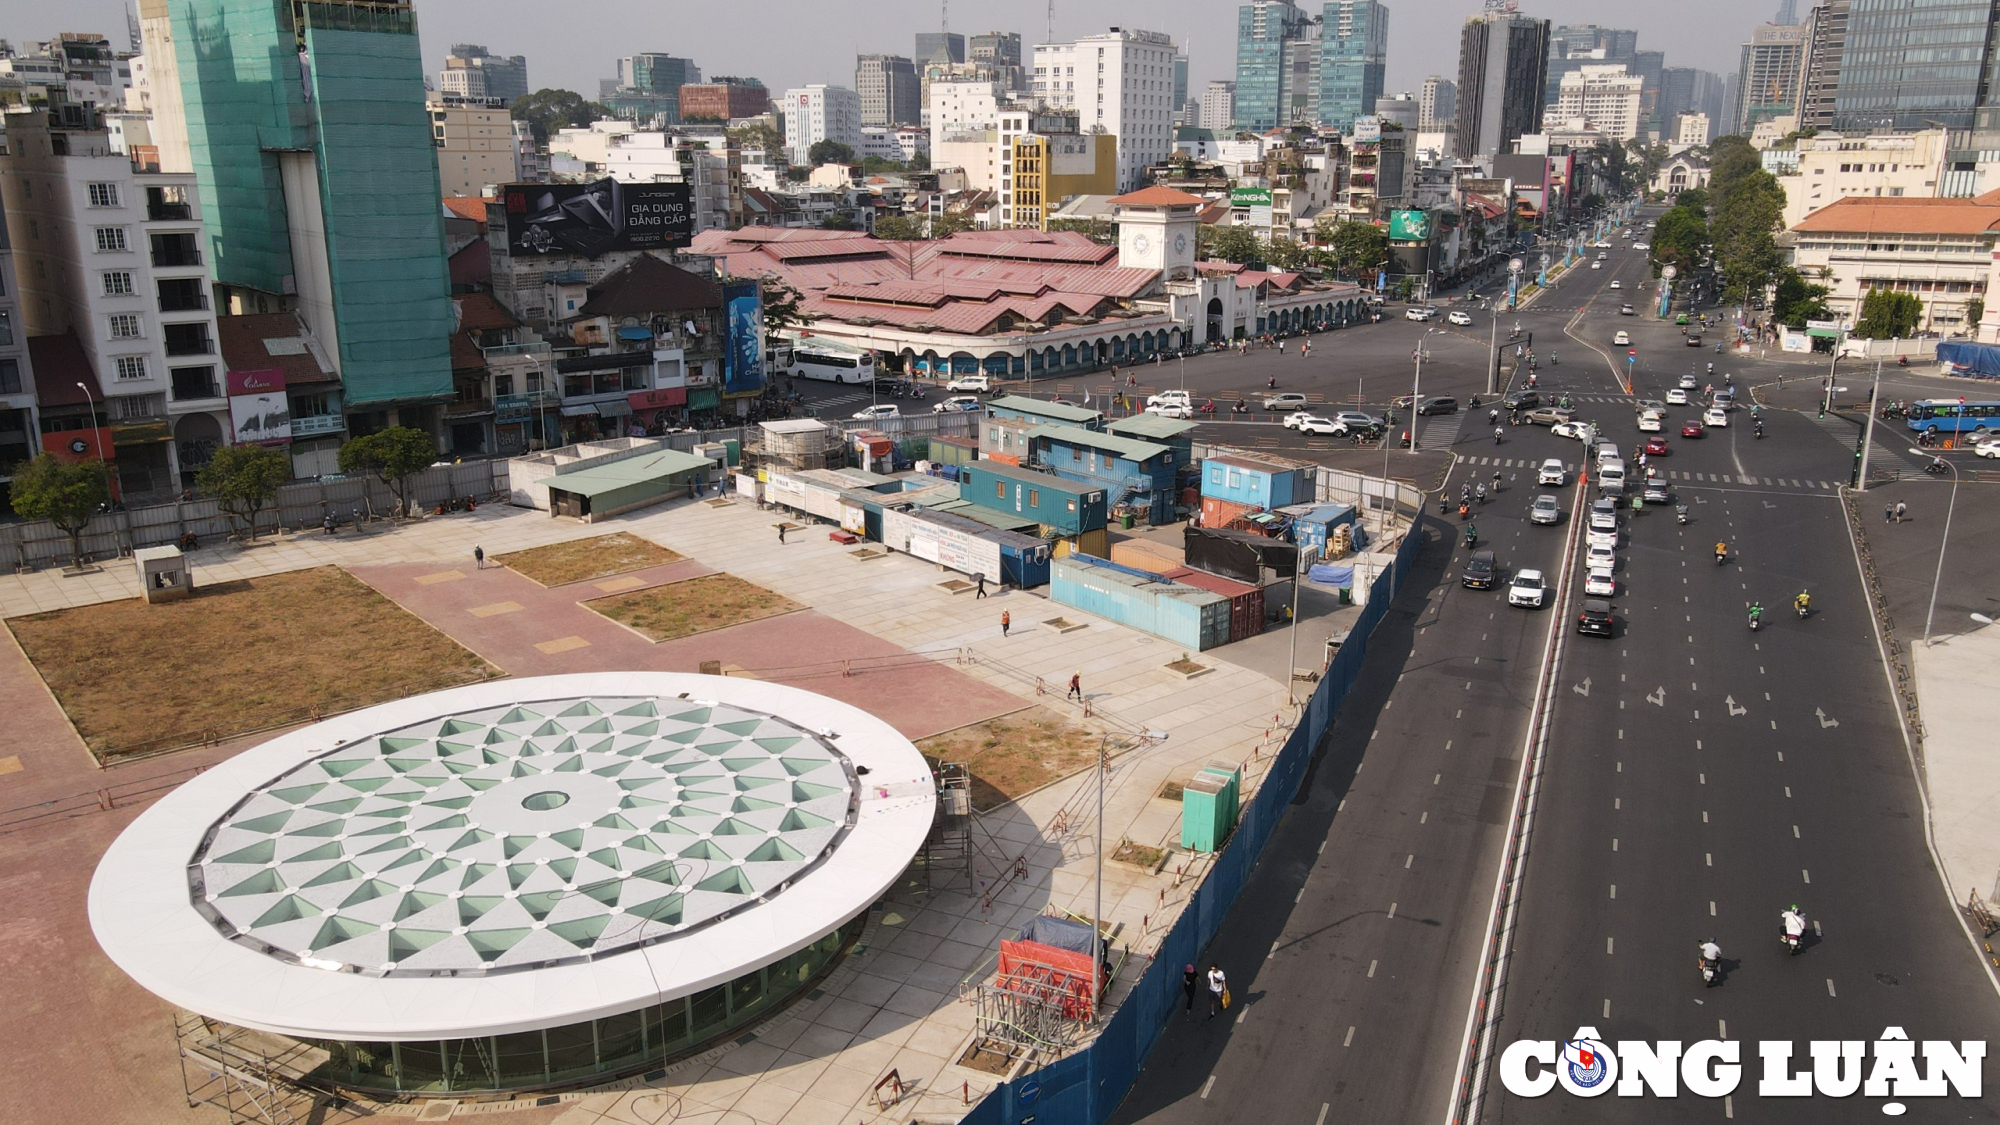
[1685, 334, 1703, 347]
[1577, 599, 1616, 637]
[1417, 396, 1459, 416]
[1503, 390, 1541, 410]
[1462, 549, 1498, 590]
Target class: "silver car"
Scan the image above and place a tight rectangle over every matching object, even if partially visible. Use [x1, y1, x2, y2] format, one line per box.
[1530, 494, 1562, 525]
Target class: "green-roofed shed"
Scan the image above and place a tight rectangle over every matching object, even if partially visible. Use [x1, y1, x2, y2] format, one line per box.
[986, 394, 1105, 430]
[545, 449, 716, 522]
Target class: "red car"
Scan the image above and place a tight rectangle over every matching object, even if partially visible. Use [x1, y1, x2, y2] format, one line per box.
[1681, 420, 1706, 439]
[1644, 436, 1670, 456]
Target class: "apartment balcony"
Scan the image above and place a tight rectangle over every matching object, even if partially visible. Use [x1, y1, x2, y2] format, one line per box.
[291, 413, 346, 437]
[148, 200, 193, 222]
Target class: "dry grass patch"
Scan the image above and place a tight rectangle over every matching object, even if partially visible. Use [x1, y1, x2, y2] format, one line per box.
[498, 532, 681, 586]
[920, 707, 1104, 811]
[586, 573, 802, 642]
[7, 566, 496, 762]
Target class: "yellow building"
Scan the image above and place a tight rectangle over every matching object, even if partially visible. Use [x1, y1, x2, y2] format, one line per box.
[1009, 132, 1118, 230]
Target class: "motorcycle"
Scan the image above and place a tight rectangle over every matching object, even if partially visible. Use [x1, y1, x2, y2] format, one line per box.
[1898, 355, 1910, 367]
[1676, 505, 1689, 525]
[1781, 929, 1803, 955]
[1754, 424, 1764, 440]
[1699, 955, 1720, 987]
[1463, 527, 1478, 549]
[1748, 608, 1763, 632]
[1926, 460, 1951, 477]
[1796, 600, 1811, 619]
[1438, 495, 1451, 515]
[1715, 548, 1728, 566]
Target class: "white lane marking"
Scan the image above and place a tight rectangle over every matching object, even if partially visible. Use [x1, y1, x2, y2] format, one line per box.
[1433, 773, 1441, 785]
[1827, 979, 1837, 997]
[1420, 811, 1429, 824]
[1388, 902, 1397, 919]
[1607, 936, 1614, 954]
[1318, 1102, 1332, 1124]
[1710, 901, 1717, 916]
[1609, 884, 1616, 899]
[1612, 838, 1619, 851]
[1725, 1094, 1735, 1119]
[1296, 888, 1305, 903]
[1719, 1019, 1729, 1039]
[1706, 853, 1712, 867]
[1793, 825, 1801, 838]
[1405, 854, 1414, 869]
[1603, 998, 1611, 1018]
[1726, 696, 1746, 716]
[1785, 786, 1792, 797]
[1702, 811, 1709, 823]
[1319, 840, 1328, 855]
[1342, 1027, 1355, 1048]
[1367, 959, 1378, 978]
[1201, 1075, 1216, 1099]
[1804, 868, 1812, 883]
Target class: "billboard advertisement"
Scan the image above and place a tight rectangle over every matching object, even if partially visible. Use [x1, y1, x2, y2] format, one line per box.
[721, 279, 766, 396]
[1389, 210, 1433, 241]
[503, 179, 694, 257]
[227, 368, 291, 446]
[1352, 116, 1381, 143]
[1229, 187, 1273, 208]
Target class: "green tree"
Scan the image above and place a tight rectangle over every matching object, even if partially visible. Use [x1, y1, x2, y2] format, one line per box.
[1264, 237, 1313, 271]
[807, 139, 856, 166]
[819, 213, 858, 230]
[1649, 205, 1710, 277]
[1395, 275, 1417, 301]
[1769, 267, 1832, 326]
[906, 151, 930, 172]
[1314, 217, 1387, 278]
[1854, 289, 1924, 339]
[9, 453, 109, 566]
[1625, 139, 1669, 193]
[759, 277, 807, 338]
[1046, 217, 1117, 245]
[1198, 222, 1262, 264]
[196, 443, 291, 541]
[859, 155, 908, 174]
[338, 427, 438, 518]
[727, 122, 784, 155]
[509, 88, 607, 143]
[1968, 297, 1986, 330]
[1705, 137, 1786, 303]
[871, 214, 928, 240]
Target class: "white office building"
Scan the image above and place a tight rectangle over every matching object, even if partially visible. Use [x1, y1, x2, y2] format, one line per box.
[1542, 64, 1644, 143]
[1200, 81, 1236, 132]
[1032, 28, 1179, 190]
[780, 85, 862, 166]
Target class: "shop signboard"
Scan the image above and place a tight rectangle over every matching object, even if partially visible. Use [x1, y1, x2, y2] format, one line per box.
[502, 179, 693, 256]
[227, 368, 291, 446]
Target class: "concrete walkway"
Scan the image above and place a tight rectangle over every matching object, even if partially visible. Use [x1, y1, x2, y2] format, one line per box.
[1910, 632, 2000, 907]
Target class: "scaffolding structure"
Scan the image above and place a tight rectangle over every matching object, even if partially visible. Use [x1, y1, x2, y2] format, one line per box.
[969, 952, 1095, 1060]
[918, 761, 974, 892]
[174, 1012, 361, 1125]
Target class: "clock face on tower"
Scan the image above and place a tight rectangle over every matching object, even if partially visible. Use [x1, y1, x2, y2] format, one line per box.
[1174, 233, 1188, 255]
[1133, 234, 1152, 254]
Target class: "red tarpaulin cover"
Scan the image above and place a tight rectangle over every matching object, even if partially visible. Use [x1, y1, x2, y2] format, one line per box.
[997, 938, 1097, 1020]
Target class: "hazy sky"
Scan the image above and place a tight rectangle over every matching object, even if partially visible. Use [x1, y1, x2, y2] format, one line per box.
[8, 0, 1772, 101]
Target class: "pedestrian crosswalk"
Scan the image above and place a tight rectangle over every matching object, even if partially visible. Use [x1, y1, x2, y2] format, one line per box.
[1462, 454, 1843, 492]
[1416, 414, 1464, 446]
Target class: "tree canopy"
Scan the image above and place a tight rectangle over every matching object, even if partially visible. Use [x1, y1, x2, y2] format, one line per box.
[338, 428, 437, 517]
[9, 453, 109, 565]
[510, 88, 607, 143]
[1649, 197, 1710, 278]
[808, 139, 857, 167]
[1314, 217, 1388, 279]
[196, 443, 291, 540]
[1704, 135, 1787, 303]
[1770, 267, 1832, 327]
[1854, 289, 1923, 339]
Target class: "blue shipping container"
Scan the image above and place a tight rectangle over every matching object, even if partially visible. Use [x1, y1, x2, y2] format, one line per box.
[1291, 503, 1356, 555]
[1052, 556, 1230, 650]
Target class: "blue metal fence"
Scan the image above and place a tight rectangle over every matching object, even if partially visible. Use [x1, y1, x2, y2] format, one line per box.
[963, 527, 1425, 1125]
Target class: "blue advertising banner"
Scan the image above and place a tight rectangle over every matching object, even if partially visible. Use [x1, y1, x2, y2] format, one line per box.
[722, 280, 765, 396]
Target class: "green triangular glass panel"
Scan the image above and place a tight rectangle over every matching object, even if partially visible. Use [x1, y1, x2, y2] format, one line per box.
[355, 807, 407, 820]
[576, 880, 622, 907]
[734, 775, 785, 792]
[438, 718, 482, 736]
[622, 834, 665, 854]
[338, 879, 399, 908]
[548, 857, 578, 881]
[380, 848, 429, 873]
[319, 759, 369, 778]
[384, 785, 431, 801]
[678, 839, 728, 861]
[418, 814, 470, 832]
[650, 817, 696, 835]
[661, 728, 704, 744]
[219, 869, 285, 897]
[754, 737, 804, 754]
[778, 756, 826, 777]
[792, 781, 844, 801]
[405, 772, 451, 790]
[416, 857, 462, 883]
[615, 700, 658, 717]
[394, 891, 447, 921]
[466, 928, 531, 962]
[586, 847, 622, 870]
[593, 814, 635, 831]
[553, 755, 584, 773]
[529, 720, 564, 737]
[618, 778, 662, 791]
[631, 860, 680, 884]
[694, 868, 753, 895]
[483, 728, 517, 745]
[448, 829, 495, 851]
[345, 777, 393, 793]
[354, 837, 410, 858]
[307, 797, 364, 815]
[780, 809, 833, 831]
[620, 795, 669, 810]
[385, 757, 428, 774]
[745, 838, 804, 863]
[666, 707, 711, 724]
[708, 818, 755, 836]
[620, 719, 659, 736]
[309, 915, 376, 951]
[303, 861, 366, 887]
[286, 819, 345, 838]
[627, 894, 684, 923]
[435, 740, 473, 758]
[497, 707, 541, 725]
[547, 736, 578, 757]
[481, 748, 509, 765]
[731, 795, 781, 814]
[439, 760, 480, 776]
[577, 718, 612, 735]
[457, 863, 496, 890]
[290, 840, 347, 862]
[558, 701, 602, 718]
[518, 890, 564, 921]
[509, 760, 539, 779]
[386, 929, 451, 961]
[462, 777, 502, 791]
[269, 783, 327, 804]
[351, 821, 407, 838]
[426, 795, 475, 809]
[251, 894, 321, 926]
[661, 761, 720, 776]
[550, 829, 585, 849]
[716, 720, 761, 736]
[231, 810, 293, 834]
[502, 836, 537, 859]
[506, 863, 538, 890]
[459, 895, 504, 926]
[592, 761, 634, 777]
[695, 741, 739, 758]
[211, 840, 276, 865]
[550, 916, 610, 948]
[380, 736, 428, 753]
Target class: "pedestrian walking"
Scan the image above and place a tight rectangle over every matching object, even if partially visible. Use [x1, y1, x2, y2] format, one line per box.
[1885, 504, 1894, 525]
[777, 523, 787, 544]
[1067, 671, 1082, 701]
[975, 573, 987, 598]
[1207, 965, 1228, 1018]
[1001, 609, 1011, 637]
[473, 545, 485, 569]
[1182, 964, 1199, 1014]
[1896, 501, 1908, 523]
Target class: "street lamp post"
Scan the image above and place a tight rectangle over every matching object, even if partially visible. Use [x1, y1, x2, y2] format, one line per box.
[1909, 448, 1960, 647]
[1408, 327, 1441, 454]
[73, 381, 106, 467]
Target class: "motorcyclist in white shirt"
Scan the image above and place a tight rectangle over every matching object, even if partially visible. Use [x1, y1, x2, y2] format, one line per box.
[1781, 905, 1807, 953]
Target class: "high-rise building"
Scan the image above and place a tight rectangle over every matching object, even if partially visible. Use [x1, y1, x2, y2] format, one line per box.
[438, 44, 528, 105]
[1031, 29, 1179, 190]
[1200, 80, 1237, 131]
[678, 78, 770, 123]
[1283, 36, 1322, 125]
[997, 109, 1117, 229]
[605, 54, 701, 125]
[1831, 0, 1998, 131]
[916, 32, 966, 66]
[1543, 64, 1645, 141]
[144, 0, 454, 430]
[1173, 51, 1189, 109]
[1794, 1, 1848, 133]
[855, 55, 920, 127]
[1318, 0, 1388, 134]
[1234, 0, 1311, 131]
[1630, 49, 1664, 136]
[782, 85, 862, 165]
[1731, 23, 1806, 133]
[968, 31, 1027, 92]
[429, 95, 517, 197]
[1419, 76, 1456, 130]
[1774, 0, 1800, 23]
[1543, 24, 1638, 109]
[1374, 91, 1418, 130]
[1455, 8, 1551, 159]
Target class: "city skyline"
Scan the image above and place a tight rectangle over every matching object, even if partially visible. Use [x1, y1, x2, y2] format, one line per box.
[7, 0, 1757, 113]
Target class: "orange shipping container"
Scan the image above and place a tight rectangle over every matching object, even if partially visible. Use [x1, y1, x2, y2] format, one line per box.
[1109, 536, 1185, 574]
[1200, 495, 1255, 530]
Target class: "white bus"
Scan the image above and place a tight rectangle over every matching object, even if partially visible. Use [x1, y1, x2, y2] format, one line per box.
[788, 342, 875, 384]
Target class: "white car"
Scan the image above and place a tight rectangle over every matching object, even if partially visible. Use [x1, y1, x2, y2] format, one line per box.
[1147, 390, 1192, 409]
[1406, 306, 1438, 321]
[1586, 542, 1617, 570]
[946, 373, 994, 393]
[1264, 392, 1310, 412]
[851, 404, 901, 421]
[1613, 330, 1631, 346]
[1593, 240, 1611, 248]
[1609, 280, 1623, 289]
[1286, 413, 1342, 435]
[1553, 421, 1593, 441]
[1448, 310, 1474, 326]
[1704, 406, 1729, 428]
[1333, 411, 1384, 432]
[1633, 242, 1650, 251]
[1679, 374, 1700, 390]
[1666, 388, 1690, 405]
[1638, 414, 1663, 432]
[1588, 508, 1618, 536]
[1591, 261, 1603, 270]
[1537, 458, 1568, 486]
[1977, 443, 2000, 458]
[1508, 569, 1548, 608]
[933, 395, 982, 414]
[1588, 523, 1619, 550]
[1584, 568, 1618, 597]
[1146, 402, 1194, 419]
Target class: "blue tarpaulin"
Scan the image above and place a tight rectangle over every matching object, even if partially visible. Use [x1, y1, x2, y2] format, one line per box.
[1936, 341, 2000, 379]
[1018, 915, 1101, 957]
[1308, 563, 1355, 587]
